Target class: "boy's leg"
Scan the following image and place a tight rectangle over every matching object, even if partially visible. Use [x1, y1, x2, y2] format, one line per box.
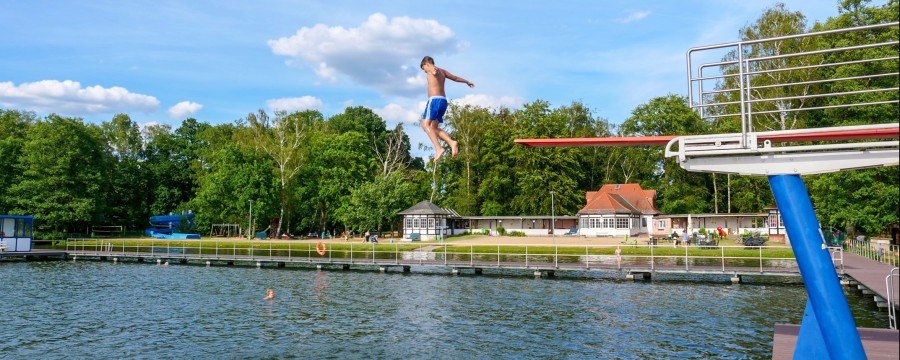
[429, 121, 458, 158]
[421, 119, 445, 161]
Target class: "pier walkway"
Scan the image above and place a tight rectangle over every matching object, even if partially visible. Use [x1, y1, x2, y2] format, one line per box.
[842, 252, 900, 311]
[0, 238, 809, 282]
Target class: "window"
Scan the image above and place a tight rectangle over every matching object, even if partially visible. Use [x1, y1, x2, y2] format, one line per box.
[641, 218, 647, 227]
[657, 220, 666, 229]
[604, 218, 614, 229]
[616, 218, 629, 229]
[428, 218, 435, 228]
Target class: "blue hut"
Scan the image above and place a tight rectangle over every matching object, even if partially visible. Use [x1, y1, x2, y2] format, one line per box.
[0, 215, 34, 252]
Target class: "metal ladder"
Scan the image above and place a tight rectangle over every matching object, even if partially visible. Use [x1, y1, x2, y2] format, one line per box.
[888, 267, 898, 330]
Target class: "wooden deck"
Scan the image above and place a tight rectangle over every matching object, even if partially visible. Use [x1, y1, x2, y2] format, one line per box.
[60, 249, 803, 279]
[772, 324, 899, 360]
[0, 249, 68, 259]
[842, 252, 899, 305]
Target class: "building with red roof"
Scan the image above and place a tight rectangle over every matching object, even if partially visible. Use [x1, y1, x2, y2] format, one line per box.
[577, 183, 660, 237]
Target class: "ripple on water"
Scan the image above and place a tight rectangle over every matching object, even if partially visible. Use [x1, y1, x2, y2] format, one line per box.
[0, 261, 887, 359]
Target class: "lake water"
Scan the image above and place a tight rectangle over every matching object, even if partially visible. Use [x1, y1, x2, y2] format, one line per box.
[0, 260, 887, 359]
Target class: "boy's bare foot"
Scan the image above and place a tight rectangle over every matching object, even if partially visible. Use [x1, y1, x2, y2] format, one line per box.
[450, 140, 459, 158]
[434, 148, 445, 163]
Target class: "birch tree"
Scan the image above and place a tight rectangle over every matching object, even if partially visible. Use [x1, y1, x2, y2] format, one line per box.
[245, 109, 314, 238]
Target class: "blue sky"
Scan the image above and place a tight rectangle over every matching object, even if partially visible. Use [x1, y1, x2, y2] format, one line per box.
[0, 0, 877, 157]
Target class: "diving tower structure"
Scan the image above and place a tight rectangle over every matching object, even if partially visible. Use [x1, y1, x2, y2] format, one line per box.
[517, 22, 899, 359]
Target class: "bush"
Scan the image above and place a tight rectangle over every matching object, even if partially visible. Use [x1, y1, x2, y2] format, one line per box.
[508, 231, 526, 237]
[497, 226, 506, 236]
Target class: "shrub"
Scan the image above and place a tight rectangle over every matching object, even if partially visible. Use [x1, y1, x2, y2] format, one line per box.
[497, 226, 506, 236]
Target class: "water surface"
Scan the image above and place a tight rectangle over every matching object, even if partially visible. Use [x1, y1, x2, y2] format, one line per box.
[0, 261, 886, 359]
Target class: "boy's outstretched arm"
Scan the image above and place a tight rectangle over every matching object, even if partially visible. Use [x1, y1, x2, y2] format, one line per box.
[443, 70, 475, 88]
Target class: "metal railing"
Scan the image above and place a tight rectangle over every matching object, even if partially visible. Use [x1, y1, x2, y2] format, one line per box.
[888, 267, 898, 330]
[686, 21, 899, 140]
[62, 238, 801, 275]
[671, 22, 900, 176]
[846, 238, 900, 267]
[830, 246, 844, 275]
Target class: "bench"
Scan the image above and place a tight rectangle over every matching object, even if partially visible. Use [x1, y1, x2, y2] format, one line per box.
[405, 233, 420, 241]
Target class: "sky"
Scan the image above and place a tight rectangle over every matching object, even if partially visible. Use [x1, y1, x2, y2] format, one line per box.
[0, 0, 879, 158]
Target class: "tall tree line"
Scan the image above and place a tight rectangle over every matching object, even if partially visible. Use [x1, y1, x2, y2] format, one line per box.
[0, 1, 896, 237]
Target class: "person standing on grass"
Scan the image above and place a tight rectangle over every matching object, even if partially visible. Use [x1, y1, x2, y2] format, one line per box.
[420, 55, 474, 163]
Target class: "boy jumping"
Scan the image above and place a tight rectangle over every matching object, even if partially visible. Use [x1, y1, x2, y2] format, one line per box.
[420, 56, 474, 163]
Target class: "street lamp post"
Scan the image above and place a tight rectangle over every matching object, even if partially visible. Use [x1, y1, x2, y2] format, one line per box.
[550, 191, 555, 239]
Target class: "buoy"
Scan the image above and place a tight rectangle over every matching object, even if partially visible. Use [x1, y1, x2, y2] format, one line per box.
[315, 242, 327, 256]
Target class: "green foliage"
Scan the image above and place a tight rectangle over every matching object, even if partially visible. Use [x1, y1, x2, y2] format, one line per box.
[497, 226, 506, 236]
[11, 115, 109, 235]
[1, 0, 896, 239]
[0, 109, 36, 213]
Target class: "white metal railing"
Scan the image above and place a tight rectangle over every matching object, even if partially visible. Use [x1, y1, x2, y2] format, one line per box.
[62, 238, 800, 275]
[687, 21, 899, 138]
[888, 268, 898, 330]
[847, 239, 900, 267]
[830, 246, 844, 275]
[673, 22, 900, 175]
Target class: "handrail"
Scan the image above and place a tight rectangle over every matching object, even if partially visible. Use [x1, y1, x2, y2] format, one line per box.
[61, 238, 801, 275]
[830, 246, 844, 275]
[685, 22, 899, 154]
[846, 239, 900, 267]
[887, 267, 898, 330]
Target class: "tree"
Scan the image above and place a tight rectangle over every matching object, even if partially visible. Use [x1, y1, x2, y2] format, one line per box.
[12, 115, 109, 236]
[619, 94, 711, 213]
[302, 130, 374, 233]
[343, 172, 418, 235]
[810, 167, 899, 235]
[189, 140, 279, 236]
[142, 122, 196, 216]
[245, 109, 315, 238]
[100, 114, 148, 229]
[0, 110, 35, 213]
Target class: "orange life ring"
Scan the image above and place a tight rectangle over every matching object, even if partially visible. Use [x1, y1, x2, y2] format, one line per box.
[315, 242, 327, 256]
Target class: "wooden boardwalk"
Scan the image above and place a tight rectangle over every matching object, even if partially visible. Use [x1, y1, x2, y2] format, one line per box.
[842, 252, 900, 306]
[0, 249, 67, 260]
[772, 253, 899, 359]
[772, 324, 899, 360]
[56, 248, 803, 281]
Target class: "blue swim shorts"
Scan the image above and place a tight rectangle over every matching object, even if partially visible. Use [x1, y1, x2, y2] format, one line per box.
[423, 96, 449, 123]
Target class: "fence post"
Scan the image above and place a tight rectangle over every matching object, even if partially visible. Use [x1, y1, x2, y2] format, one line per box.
[721, 246, 725, 272]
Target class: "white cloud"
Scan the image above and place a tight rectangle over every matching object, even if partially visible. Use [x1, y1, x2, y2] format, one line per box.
[374, 93, 524, 125]
[0, 80, 159, 115]
[268, 13, 461, 97]
[453, 94, 525, 110]
[617, 10, 651, 24]
[374, 102, 422, 124]
[266, 96, 324, 112]
[167, 101, 203, 119]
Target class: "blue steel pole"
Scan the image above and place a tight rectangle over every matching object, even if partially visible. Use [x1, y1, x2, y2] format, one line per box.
[769, 174, 865, 359]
